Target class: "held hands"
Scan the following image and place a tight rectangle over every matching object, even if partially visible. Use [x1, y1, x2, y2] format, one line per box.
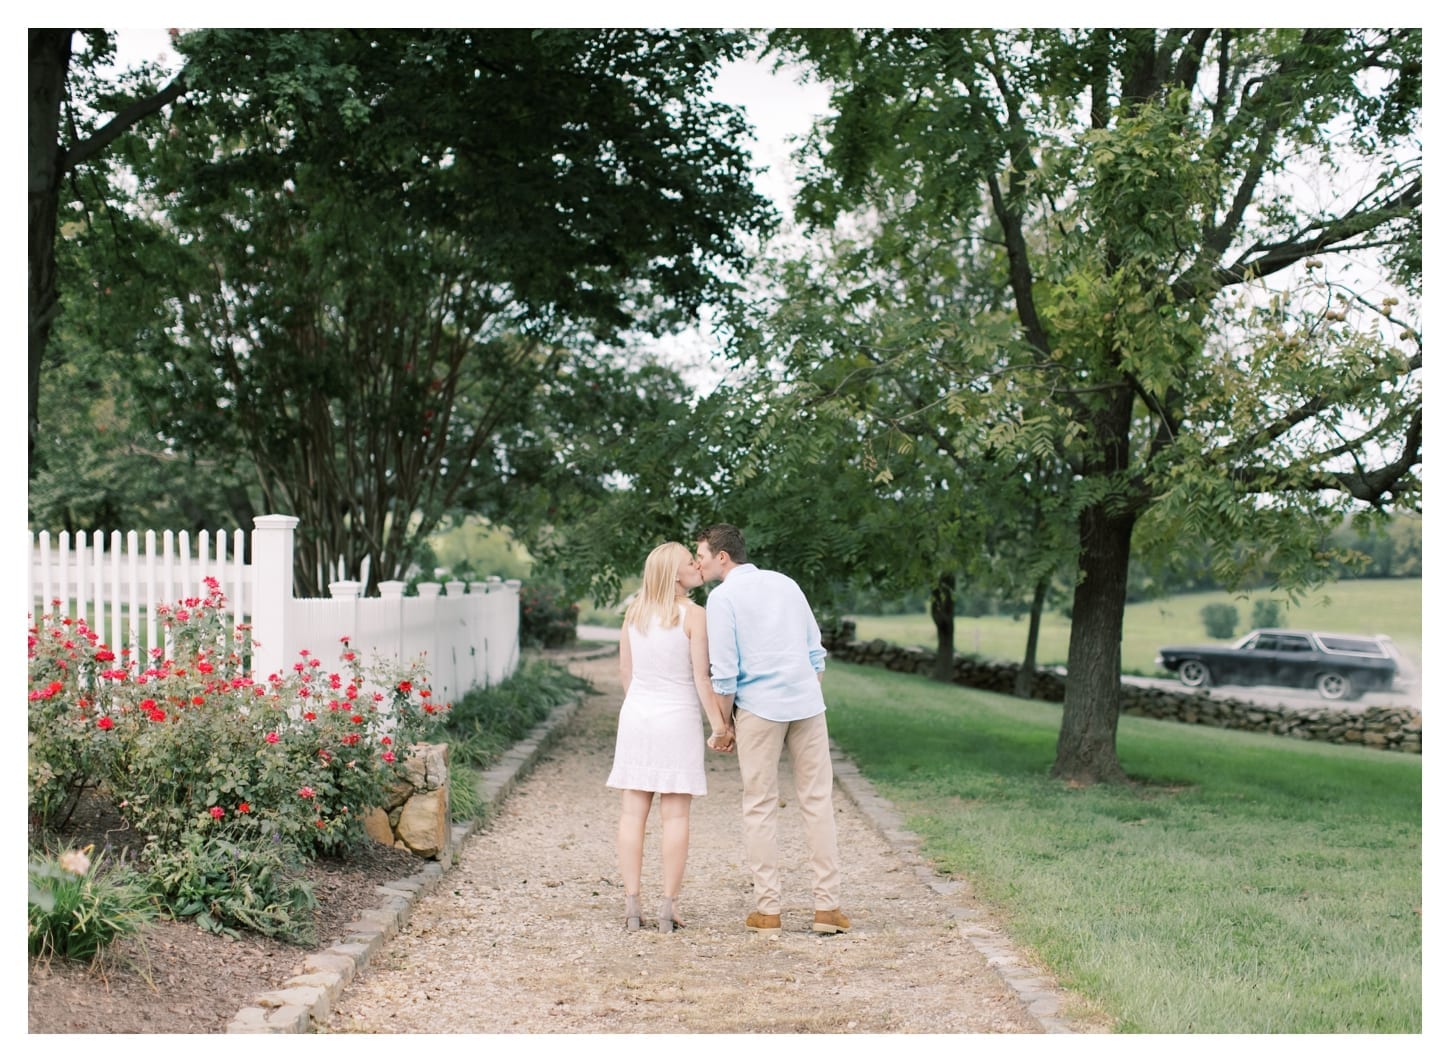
[707, 726, 736, 754]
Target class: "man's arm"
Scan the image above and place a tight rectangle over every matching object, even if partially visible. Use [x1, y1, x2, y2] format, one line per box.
[800, 583, 828, 674]
[705, 593, 740, 699]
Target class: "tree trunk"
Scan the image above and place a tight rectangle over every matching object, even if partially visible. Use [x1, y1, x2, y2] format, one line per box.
[929, 571, 956, 683]
[1014, 576, 1049, 698]
[1052, 501, 1135, 784]
[29, 29, 186, 473]
[29, 29, 71, 471]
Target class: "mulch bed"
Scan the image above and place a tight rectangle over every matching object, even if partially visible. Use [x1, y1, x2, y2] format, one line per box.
[27, 791, 427, 1034]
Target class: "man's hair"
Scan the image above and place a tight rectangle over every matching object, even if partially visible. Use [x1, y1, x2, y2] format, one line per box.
[695, 523, 748, 565]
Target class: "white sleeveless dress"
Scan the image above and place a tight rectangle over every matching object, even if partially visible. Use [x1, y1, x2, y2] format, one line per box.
[606, 604, 707, 796]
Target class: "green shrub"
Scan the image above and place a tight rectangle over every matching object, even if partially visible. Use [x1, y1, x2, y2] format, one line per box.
[1251, 598, 1284, 629]
[28, 845, 155, 961]
[27, 614, 128, 836]
[448, 761, 483, 822]
[1199, 602, 1239, 639]
[518, 582, 579, 648]
[440, 662, 590, 825]
[144, 833, 318, 944]
[443, 660, 591, 768]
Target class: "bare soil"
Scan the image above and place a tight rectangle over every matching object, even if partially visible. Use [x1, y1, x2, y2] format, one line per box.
[27, 795, 427, 1034]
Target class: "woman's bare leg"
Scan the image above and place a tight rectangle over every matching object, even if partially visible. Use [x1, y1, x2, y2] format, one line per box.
[659, 793, 692, 899]
[617, 789, 653, 898]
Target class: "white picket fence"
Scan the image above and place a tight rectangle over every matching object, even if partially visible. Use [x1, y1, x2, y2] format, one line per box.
[27, 514, 520, 703]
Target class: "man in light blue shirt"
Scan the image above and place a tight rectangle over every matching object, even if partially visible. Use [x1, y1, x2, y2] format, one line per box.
[694, 523, 849, 935]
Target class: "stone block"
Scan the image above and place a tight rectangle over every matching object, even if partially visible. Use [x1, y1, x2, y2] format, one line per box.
[381, 778, 416, 811]
[343, 912, 397, 941]
[406, 741, 450, 789]
[305, 948, 358, 979]
[285, 971, 345, 1011]
[397, 788, 449, 857]
[254, 985, 326, 1016]
[362, 805, 395, 847]
[263, 1004, 311, 1033]
[226, 1007, 270, 1034]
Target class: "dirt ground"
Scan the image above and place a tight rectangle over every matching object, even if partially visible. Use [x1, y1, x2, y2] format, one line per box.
[28, 651, 1097, 1035]
[26, 795, 427, 1034]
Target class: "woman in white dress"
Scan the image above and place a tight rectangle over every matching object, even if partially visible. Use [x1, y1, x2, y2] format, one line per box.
[606, 541, 735, 932]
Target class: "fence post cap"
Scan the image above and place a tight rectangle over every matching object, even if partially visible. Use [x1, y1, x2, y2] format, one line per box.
[416, 582, 442, 598]
[328, 580, 363, 599]
[377, 580, 407, 599]
[444, 580, 466, 595]
[252, 514, 301, 530]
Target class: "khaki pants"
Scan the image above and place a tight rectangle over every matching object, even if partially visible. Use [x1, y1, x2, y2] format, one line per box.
[734, 708, 842, 914]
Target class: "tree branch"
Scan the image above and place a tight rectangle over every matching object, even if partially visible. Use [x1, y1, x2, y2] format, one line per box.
[1175, 176, 1421, 301]
[1228, 409, 1421, 506]
[61, 69, 189, 172]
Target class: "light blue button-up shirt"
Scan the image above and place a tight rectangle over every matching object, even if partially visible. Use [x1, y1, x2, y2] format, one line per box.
[704, 563, 828, 722]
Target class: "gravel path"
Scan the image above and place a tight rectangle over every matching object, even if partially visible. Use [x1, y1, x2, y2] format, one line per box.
[319, 654, 1077, 1034]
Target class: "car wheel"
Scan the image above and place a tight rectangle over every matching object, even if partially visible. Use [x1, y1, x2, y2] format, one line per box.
[1177, 660, 1211, 688]
[1316, 671, 1354, 700]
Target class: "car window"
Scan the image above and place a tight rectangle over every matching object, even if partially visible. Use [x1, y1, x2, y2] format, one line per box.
[1317, 635, 1386, 655]
[1276, 635, 1312, 652]
[1239, 634, 1264, 650]
[1249, 634, 1274, 651]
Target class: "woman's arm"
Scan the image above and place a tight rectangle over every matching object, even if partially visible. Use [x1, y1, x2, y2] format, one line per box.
[685, 604, 732, 748]
[619, 622, 633, 694]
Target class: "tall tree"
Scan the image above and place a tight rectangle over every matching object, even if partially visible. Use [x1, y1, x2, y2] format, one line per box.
[775, 28, 1421, 782]
[29, 29, 187, 469]
[77, 28, 774, 592]
[732, 191, 1081, 687]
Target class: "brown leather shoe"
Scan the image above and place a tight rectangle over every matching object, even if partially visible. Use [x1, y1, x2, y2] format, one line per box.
[745, 911, 782, 933]
[812, 909, 851, 934]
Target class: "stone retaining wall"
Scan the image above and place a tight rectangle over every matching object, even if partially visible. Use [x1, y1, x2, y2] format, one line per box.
[362, 742, 452, 858]
[822, 625, 1421, 755]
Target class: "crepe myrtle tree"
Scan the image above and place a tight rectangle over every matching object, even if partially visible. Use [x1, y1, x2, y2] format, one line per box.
[81, 28, 775, 594]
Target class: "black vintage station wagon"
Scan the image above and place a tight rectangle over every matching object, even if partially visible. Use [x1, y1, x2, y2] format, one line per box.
[1155, 629, 1400, 701]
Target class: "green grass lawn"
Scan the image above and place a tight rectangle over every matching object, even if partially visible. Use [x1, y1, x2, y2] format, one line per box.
[821, 661, 1422, 1033]
[850, 577, 1422, 678]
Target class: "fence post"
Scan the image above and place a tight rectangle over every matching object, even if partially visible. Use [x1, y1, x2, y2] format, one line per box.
[252, 515, 299, 680]
[377, 579, 407, 664]
[504, 578, 522, 680]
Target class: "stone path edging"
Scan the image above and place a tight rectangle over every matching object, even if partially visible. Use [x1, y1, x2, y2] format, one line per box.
[227, 642, 1079, 1033]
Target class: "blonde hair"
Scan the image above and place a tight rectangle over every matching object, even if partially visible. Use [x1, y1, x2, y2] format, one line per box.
[624, 541, 691, 633]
